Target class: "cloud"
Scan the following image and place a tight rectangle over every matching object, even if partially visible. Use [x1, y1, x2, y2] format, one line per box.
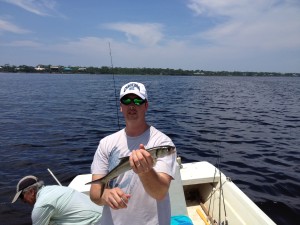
[187, 0, 300, 50]
[0, 19, 29, 33]
[103, 22, 164, 46]
[5, 40, 42, 47]
[188, 0, 280, 17]
[1, 0, 58, 16]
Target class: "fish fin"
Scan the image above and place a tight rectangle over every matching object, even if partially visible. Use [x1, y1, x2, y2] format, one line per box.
[153, 158, 157, 166]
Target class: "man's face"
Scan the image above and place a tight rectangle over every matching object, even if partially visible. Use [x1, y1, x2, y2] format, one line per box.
[120, 94, 148, 121]
[20, 188, 36, 206]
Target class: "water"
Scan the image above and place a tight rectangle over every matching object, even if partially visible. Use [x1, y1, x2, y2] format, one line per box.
[0, 73, 299, 225]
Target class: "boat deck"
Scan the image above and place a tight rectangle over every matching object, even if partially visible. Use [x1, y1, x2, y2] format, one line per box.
[169, 161, 220, 225]
[187, 205, 209, 225]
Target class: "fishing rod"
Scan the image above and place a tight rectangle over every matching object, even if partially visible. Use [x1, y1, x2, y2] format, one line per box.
[217, 148, 228, 225]
[206, 145, 229, 225]
[109, 42, 121, 130]
[47, 168, 62, 186]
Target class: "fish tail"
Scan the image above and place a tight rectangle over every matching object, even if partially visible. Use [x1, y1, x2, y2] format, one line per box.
[85, 179, 107, 198]
[85, 178, 106, 186]
[99, 182, 108, 198]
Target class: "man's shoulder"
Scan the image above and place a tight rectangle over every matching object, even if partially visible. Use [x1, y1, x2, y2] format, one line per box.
[39, 185, 72, 196]
[36, 186, 74, 205]
[101, 129, 125, 141]
[97, 129, 127, 155]
[149, 126, 174, 146]
[150, 126, 170, 138]
[149, 125, 162, 134]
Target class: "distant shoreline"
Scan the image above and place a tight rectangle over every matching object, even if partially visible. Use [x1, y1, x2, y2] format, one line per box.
[1, 71, 299, 77]
[0, 65, 299, 77]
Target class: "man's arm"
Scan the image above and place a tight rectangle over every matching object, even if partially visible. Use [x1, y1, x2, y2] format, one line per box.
[139, 170, 172, 200]
[32, 206, 54, 225]
[90, 174, 105, 205]
[130, 144, 172, 200]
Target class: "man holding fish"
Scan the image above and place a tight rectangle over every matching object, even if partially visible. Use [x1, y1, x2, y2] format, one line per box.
[90, 82, 177, 225]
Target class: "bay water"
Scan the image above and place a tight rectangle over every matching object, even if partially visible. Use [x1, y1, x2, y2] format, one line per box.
[0, 73, 299, 225]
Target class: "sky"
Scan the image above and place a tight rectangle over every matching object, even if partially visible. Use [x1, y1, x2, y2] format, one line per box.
[0, 0, 300, 73]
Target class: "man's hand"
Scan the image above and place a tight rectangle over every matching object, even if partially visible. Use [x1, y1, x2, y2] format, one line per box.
[102, 187, 130, 210]
[130, 144, 155, 174]
[129, 144, 172, 200]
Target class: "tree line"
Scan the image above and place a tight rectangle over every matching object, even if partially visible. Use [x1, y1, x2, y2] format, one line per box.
[0, 64, 298, 77]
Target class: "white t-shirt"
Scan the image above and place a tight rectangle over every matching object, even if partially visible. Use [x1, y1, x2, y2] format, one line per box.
[91, 126, 177, 225]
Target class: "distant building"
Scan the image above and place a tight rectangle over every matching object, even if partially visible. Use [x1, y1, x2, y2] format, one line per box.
[35, 65, 45, 71]
[63, 67, 72, 73]
[194, 72, 205, 75]
[50, 66, 60, 72]
[64, 67, 72, 71]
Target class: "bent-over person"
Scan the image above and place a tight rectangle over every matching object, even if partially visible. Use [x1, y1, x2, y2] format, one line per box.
[12, 175, 103, 225]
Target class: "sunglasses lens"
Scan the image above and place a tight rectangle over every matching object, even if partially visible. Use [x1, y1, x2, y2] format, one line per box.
[133, 99, 144, 105]
[121, 98, 132, 105]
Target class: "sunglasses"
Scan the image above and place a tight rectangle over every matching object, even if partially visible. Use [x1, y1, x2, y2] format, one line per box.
[121, 97, 146, 106]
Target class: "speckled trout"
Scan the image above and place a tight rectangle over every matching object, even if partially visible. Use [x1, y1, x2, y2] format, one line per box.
[86, 145, 176, 196]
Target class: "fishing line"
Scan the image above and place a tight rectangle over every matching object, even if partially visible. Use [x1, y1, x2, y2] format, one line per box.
[207, 142, 229, 225]
[109, 42, 121, 130]
[207, 144, 221, 216]
[218, 149, 222, 225]
[205, 180, 227, 200]
[217, 146, 228, 225]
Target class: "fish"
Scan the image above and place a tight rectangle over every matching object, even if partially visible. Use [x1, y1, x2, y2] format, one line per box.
[86, 145, 176, 196]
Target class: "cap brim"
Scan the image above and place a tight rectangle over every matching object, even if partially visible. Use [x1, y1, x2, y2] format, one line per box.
[120, 91, 146, 100]
[11, 190, 22, 203]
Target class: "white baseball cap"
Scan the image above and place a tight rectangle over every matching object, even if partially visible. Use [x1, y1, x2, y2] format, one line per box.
[119, 82, 148, 100]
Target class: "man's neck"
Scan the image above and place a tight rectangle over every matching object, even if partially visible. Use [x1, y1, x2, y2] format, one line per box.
[125, 122, 150, 137]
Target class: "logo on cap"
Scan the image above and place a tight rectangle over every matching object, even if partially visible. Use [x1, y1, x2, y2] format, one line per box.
[123, 83, 140, 92]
